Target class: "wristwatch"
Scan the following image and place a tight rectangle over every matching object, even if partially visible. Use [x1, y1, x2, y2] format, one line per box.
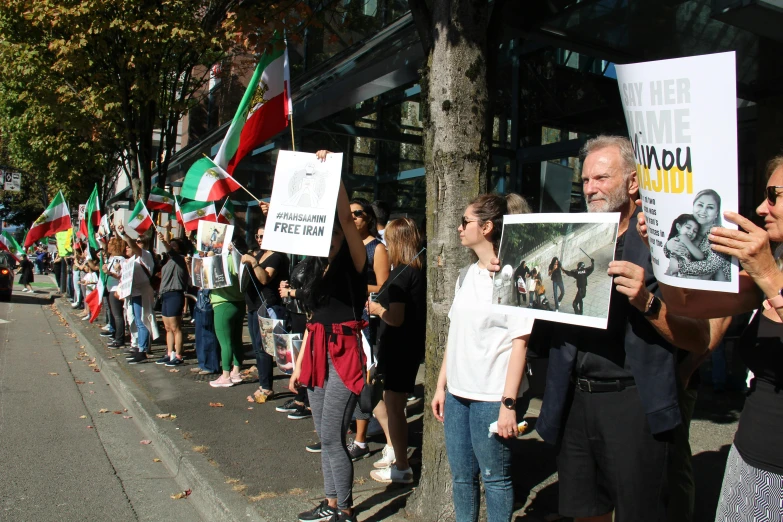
[763, 289, 783, 310]
[643, 294, 662, 317]
[501, 396, 516, 410]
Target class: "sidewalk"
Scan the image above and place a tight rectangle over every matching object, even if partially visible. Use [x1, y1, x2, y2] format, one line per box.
[50, 284, 562, 521]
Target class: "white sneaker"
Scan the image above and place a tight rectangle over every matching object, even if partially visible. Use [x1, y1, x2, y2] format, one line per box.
[71, 302, 80, 308]
[101, 325, 112, 331]
[373, 445, 396, 469]
[370, 464, 413, 484]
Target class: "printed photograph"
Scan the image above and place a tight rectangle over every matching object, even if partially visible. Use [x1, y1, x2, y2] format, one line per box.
[274, 333, 302, 375]
[259, 317, 286, 357]
[191, 256, 203, 288]
[661, 189, 732, 282]
[492, 213, 620, 329]
[197, 221, 234, 255]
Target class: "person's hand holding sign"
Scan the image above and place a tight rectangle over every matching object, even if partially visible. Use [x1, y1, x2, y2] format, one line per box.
[709, 211, 778, 286]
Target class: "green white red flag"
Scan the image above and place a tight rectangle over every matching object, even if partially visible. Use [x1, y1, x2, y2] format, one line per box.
[24, 191, 72, 248]
[176, 197, 217, 232]
[79, 185, 101, 250]
[0, 230, 23, 261]
[217, 200, 236, 226]
[127, 200, 154, 236]
[181, 157, 241, 202]
[147, 186, 176, 213]
[214, 42, 291, 174]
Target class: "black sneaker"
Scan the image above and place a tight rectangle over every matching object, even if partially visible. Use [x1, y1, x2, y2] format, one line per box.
[128, 352, 148, 364]
[306, 442, 322, 453]
[298, 499, 335, 522]
[155, 354, 170, 365]
[288, 404, 312, 420]
[346, 441, 370, 461]
[107, 341, 125, 349]
[334, 511, 358, 522]
[99, 331, 113, 338]
[275, 399, 299, 413]
[124, 347, 139, 355]
[124, 350, 140, 359]
[165, 357, 183, 367]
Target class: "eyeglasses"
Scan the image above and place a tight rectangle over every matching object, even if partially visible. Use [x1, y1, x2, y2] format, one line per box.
[461, 216, 479, 229]
[351, 210, 365, 218]
[767, 186, 783, 205]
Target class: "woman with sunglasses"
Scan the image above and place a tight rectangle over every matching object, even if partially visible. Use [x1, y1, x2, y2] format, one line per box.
[664, 189, 731, 281]
[432, 194, 533, 522]
[241, 225, 289, 402]
[346, 198, 390, 461]
[644, 156, 783, 522]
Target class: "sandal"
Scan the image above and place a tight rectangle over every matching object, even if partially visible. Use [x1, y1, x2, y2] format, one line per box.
[253, 388, 274, 404]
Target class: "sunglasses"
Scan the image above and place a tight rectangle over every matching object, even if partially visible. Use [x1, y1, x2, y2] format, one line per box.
[461, 216, 479, 229]
[767, 186, 783, 206]
[255, 234, 264, 239]
[351, 210, 365, 218]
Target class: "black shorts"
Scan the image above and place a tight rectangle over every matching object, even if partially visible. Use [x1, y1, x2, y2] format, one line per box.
[160, 291, 185, 318]
[378, 346, 422, 394]
[557, 384, 671, 521]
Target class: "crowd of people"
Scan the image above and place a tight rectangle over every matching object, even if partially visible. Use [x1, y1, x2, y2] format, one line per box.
[22, 140, 782, 522]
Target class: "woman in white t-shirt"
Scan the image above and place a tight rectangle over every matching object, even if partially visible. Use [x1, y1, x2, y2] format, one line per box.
[431, 193, 533, 522]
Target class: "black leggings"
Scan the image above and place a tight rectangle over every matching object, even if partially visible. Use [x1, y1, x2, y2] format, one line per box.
[108, 293, 125, 344]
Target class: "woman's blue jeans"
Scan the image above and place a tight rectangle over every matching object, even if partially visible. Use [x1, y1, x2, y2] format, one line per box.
[131, 296, 150, 352]
[552, 279, 564, 309]
[444, 392, 514, 522]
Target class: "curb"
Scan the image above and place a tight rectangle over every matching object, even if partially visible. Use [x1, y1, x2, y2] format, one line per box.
[53, 296, 265, 522]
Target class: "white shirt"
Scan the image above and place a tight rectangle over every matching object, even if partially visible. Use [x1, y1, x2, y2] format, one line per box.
[446, 263, 533, 401]
[130, 250, 154, 297]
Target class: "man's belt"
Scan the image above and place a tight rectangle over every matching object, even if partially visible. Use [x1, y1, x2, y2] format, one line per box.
[574, 376, 636, 393]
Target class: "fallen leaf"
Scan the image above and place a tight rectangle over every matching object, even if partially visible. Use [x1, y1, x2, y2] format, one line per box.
[192, 445, 208, 453]
[170, 489, 192, 500]
[75, 380, 85, 384]
[209, 402, 224, 408]
[247, 407, 254, 410]
[79, 415, 87, 419]
[123, 409, 128, 412]
[156, 413, 171, 419]
[168, 369, 179, 373]
[246, 396, 254, 403]
[88, 363, 97, 368]
[140, 440, 152, 445]
[48, 372, 59, 376]
[92, 368, 100, 372]
[139, 370, 145, 373]
[88, 382, 94, 384]
[245, 420, 249, 424]
[89, 391, 95, 394]
[171, 414, 177, 419]
[153, 458, 161, 463]
[87, 425, 94, 429]
[113, 411, 123, 414]
[123, 416, 132, 419]
[99, 409, 109, 413]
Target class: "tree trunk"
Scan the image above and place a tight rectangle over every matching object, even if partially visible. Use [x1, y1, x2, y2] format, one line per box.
[408, 1, 491, 520]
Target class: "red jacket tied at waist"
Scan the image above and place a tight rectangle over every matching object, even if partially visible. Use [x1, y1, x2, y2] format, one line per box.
[299, 320, 366, 395]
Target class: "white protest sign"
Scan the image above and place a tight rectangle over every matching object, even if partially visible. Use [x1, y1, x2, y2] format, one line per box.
[262, 151, 342, 257]
[616, 51, 739, 292]
[116, 259, 134, 299]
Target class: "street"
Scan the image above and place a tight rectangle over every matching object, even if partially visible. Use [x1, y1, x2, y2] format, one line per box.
[0, 287, 202, 522]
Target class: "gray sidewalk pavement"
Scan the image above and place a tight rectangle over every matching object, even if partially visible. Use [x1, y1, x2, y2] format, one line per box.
[48, 278, 742, 522]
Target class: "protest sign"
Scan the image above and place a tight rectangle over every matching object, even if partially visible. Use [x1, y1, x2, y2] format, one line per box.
[491, 213, 620, 329]
[262, 151, 342, 257]
[273, 333, 302, 375]
[192, 221, 233, 289]
[259, 317, 286, 357]
[197, 221, 233, 255]
[117, 259, 134, 299]
[615, 52, 738, 292]
[191, 256, 204, 288]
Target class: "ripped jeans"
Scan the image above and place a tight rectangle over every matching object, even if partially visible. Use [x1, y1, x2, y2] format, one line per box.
[444, 392, 514, 522]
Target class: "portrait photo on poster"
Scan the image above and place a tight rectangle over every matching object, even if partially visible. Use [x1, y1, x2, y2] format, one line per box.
[196, 221, 234, 255]
[274, 333, 301, 375]
[259, 317, 286, 357]
[615, 51, 739, 292]
[262, 151, 343, 257]
[491, 213, 620, 329]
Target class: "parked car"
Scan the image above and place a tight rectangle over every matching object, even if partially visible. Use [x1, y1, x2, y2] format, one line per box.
[0, 253, 13, 301]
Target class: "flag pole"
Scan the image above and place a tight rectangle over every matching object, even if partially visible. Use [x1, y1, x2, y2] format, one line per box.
[290, 114, 296, 152]
[201, 153, 262, 204]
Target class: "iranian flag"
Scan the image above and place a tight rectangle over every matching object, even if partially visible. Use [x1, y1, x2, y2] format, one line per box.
[79, 185, 101, 250]
[177, 198, 217, 232]
[24, 191, 72, 248]
[147, 186, 176, 213]
[181, 157, 241, 202]
[0, 231, 23, 261]
[217, 200, 236, 225]
[214, 42, 291, 173]
[127, 200, 154, 236]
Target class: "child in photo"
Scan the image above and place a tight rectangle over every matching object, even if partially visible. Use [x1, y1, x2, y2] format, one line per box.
[665, 214, 705, 276]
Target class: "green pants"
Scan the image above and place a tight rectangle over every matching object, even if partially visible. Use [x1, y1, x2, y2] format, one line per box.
[213, 301, 246, 372]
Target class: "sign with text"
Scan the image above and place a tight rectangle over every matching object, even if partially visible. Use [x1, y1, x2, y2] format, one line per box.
[3, 171, 20, 192]
[116, 259, 134, 300]
[615, 52, 739, 292]
[262, 151, 341, 257]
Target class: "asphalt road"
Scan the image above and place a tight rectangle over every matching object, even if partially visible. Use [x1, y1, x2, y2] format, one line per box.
[0, 287, 202, 522]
